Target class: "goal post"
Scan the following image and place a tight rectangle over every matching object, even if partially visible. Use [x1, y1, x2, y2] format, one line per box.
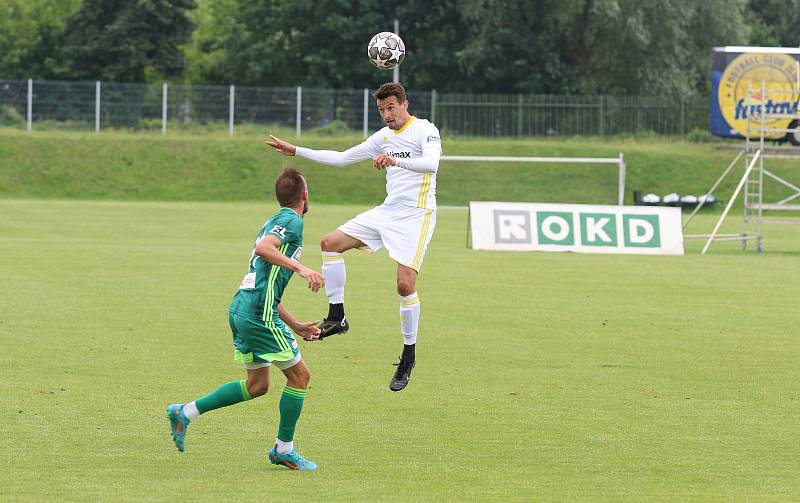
[440, 153, 626, 205]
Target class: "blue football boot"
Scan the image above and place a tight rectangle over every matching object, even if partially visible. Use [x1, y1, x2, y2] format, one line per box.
[268, 446, 317, 471]
[166, 403, 191, 453]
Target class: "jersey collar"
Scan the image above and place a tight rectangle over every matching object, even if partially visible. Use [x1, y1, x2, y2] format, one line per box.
[393, 116, 416, 135]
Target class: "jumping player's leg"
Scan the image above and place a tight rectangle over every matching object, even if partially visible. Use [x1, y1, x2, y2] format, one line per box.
[319, 230, 365, 336]
[383, 207, 435, 391]
[391, 264, 419, 391]
[268, 358, 317, 470]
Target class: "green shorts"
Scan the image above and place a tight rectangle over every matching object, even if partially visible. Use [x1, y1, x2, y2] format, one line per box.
[229, 311, 299, 366]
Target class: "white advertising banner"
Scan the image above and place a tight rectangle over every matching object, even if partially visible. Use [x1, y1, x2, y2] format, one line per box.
[469, 202, 684, 255]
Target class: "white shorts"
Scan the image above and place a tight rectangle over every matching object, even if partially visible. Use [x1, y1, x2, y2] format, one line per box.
[338, 203, 436, 272]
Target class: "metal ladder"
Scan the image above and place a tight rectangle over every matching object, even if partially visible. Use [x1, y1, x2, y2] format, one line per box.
[742, 82, 765, 252]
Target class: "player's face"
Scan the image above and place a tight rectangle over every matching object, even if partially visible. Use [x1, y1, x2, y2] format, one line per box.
[376, 96, 409, 130]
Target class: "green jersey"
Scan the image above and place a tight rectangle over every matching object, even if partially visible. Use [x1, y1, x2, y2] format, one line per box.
[229, 207, 304, 322]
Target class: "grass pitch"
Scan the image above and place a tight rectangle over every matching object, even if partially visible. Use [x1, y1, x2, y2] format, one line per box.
[1, 200, 799, 501]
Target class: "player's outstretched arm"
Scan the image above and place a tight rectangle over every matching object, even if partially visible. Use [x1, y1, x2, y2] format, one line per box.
[255, 235, 325, 292]
[266, 135, 377, 168]
[277, 303, 321, 341]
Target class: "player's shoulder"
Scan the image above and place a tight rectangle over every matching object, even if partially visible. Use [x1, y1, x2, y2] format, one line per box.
[413, 117, 440, 135]
[411, 118, 441, 147]
[367, 126, 392, 144]
[267, 207, 303, 230]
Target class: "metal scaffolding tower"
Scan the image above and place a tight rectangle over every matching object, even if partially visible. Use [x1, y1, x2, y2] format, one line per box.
[686, 77, 800, 254]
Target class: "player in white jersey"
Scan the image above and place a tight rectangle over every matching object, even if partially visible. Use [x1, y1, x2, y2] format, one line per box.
[266, 83, 441, 391]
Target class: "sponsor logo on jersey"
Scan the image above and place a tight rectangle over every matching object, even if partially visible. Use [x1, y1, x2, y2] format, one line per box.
[426, 135, 440, 143]
[269, 225, 287, 239]
[387, 151, 411, 158]
[291, 246, 302, 262]
[239, 272, 256, 290]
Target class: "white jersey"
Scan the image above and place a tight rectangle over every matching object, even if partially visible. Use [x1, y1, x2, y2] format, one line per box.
[296, 116, 442, 210]
[367, 117, 441, 209]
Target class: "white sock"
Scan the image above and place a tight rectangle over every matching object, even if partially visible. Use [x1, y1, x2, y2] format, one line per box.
[399, 292, 420, 345]
[275, 439, 293, 454]
[183, 401, 200, 421]
[322, 252, 346, 304]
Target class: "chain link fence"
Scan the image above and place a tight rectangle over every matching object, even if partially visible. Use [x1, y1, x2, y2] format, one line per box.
[0, 78, 709, 137]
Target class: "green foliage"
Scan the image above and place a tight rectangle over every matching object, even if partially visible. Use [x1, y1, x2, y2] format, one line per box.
[0, 106, 25, 126]
[0, 0, 82, 79]
[185, 0, 752, 97]
[194, 0, 389, 87]
[459, 0, 750, 96]
[747, 0, 800, 46]
[1, 0, 797, 98]
[687, 127, 714, 142]
[314, 119, 353, 136]
[62, 0, 197, 82]
[182, 0, 238, 83]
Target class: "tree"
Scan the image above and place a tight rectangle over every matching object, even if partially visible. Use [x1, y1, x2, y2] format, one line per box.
[62, 0, 197, 82]
[0, 0, 82, 79]
[186, 0, 472, 90]
[457, 0, 575, 93]
[747, 0, 800, 47]
[192, 0, 386, 87]
[458, 0, 750, 96]
[182, 0, 238, 83]
[184, 0, 755, 96]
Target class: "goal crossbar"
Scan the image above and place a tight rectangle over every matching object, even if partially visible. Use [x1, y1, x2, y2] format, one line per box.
[440, 154, 626, 205]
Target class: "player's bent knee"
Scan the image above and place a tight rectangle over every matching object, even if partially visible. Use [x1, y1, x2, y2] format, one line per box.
[397, 280, 415, 297]
[288, 368, 311, 389]
[297, 368, 311, 388]
[247, 381, 269, 398]
[320, 234, 337, 252]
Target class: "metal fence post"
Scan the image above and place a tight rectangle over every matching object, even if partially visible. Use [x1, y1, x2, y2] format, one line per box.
[296, 86, 302, 139]
[618, 153, 626, 205]
[229, 85, 235, 136]
[363, 88, 369, 138]
[431, 89, 437, 124]
[516, 93, 523, 137]
[26, 79, 33, 131]
[599, 95, 604, 136]
[162, 83, 168, 135]
[95, 81, 101, 133]
[680, 97, 685, 136]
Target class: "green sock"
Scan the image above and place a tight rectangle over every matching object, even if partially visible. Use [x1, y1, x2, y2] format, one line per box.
[277, 387, 307, 442]
[195, 380, 252, 414]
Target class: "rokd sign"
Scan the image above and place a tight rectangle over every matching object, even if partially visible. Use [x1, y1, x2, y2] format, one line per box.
[471, 202, 683, 255]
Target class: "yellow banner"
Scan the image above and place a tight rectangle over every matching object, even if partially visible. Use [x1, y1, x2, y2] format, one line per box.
[718, 52, 799, 139]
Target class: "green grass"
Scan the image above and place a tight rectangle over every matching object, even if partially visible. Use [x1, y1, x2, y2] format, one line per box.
[2, 199, 799, 501]
[6, 127, 800, 208]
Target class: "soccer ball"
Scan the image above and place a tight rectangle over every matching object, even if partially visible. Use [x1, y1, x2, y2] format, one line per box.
[367, 32, 405, 70]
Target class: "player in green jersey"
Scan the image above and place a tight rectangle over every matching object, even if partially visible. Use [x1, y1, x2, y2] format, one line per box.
[167, 168, 325, 471]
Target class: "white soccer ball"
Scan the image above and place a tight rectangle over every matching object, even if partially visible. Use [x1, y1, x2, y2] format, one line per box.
[367, 32, 405, 70]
